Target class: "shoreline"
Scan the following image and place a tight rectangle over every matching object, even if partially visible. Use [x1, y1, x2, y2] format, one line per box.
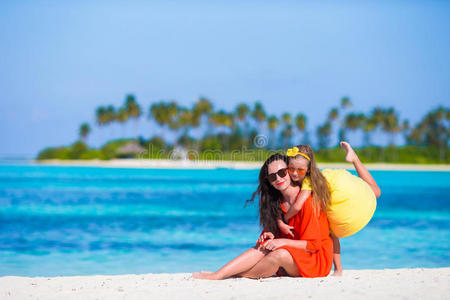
[1, 268, 448, 299]
[32, 159, 450, 171]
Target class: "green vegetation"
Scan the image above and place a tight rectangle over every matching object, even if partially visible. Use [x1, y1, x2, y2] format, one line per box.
[36, 95, 449, 163]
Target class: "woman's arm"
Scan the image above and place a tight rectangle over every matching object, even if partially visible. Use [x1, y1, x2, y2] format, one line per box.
[261, 238, 316, 252]
[280, 238, 308, 250]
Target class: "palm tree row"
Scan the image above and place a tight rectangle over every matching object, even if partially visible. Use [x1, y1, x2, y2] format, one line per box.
[95, 95, 142, 140]
[81, 95, 448, 152]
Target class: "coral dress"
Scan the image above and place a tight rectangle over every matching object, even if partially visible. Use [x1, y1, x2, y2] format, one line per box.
[258, 195, 333, 278]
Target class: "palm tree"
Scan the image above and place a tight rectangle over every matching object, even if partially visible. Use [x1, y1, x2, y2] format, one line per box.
[267, 115, 279, 149]
[339, 97, 352, 142]
[149, 102, 169, 137]
[193, 97, 213, 116]
[165, 102, 179, 142]
[295, 113, 307, 144]
[251, 102, 267, 135]
[381, 108, 400, 146]
[168, 113, 181, 143]
[193, 97, 213, 135]
[105, 105, 116, 122]
[327, 107, 339, 145]
[209, 110, 231, 134]
[177, 107, 194, 139]
[281, 113, 292, 125]
[281, 124, 294, 149]
[208, 110, 234, 149]
[368, 107, 385, 146]
[281, 113, 293, 148]
[328, 108, 339, 121]
[235, 103, 250, 138]
[79, 123, 91, 143]
[224, 112, 234, 131]
[125, 94, 142, 139]
[223, 112, 235, 150]
[95, 106, 107, 127]
[371, 107, 384, 124]
[208, 111, 220, 135]
[361, 114, 377, 147]
[317, 121, 332, 149]
[343, 113, 364, 144]
[95, 106, 108, 143]
[105, 105, 116, 139]
[116, 107, 129, 138]
[341, 97, 352, 109]
[149, 101, 180, 145]
[401, 119, 410, 146]
[407, 106, 449, 161]
[167, 102, 178, 117]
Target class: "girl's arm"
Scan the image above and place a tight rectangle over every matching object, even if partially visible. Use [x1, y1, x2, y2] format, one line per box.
[277, 218, 294, 237]
[284, 189, 311, 221]
[331, 234, 343, 276]
[266, 196, 324, 253]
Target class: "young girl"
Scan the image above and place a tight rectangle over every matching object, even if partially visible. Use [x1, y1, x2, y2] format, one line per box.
[277, 141, 381, 276]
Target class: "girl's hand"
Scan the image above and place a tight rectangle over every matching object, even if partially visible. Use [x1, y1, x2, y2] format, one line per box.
[261, 239, 287, 251]
[257, 232, 275, 244]
[279, 222, 295, 238]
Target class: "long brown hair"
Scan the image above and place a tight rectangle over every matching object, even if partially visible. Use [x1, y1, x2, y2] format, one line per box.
[247, 153, 288, 236]
[290, 144, 331, 213]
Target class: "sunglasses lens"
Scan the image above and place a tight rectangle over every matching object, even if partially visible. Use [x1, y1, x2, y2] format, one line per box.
[267, 174, 277, 182]
[267, 168, 287, 182]
[278, 168, 287, 178]
[288, 167, 306, 175]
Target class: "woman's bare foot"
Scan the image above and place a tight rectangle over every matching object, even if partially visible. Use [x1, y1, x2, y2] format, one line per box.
[200, 271, 213, 274]
[331, 269, 343, 276]
[340, 141, 358, 163]
[192, 272, 219, 280]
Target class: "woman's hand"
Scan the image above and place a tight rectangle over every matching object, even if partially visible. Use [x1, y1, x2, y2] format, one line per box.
[257, 232, 275, 244]
[261, 238, 287, 251]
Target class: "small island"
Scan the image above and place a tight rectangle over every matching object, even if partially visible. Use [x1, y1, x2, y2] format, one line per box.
[36, 95, 449, 166]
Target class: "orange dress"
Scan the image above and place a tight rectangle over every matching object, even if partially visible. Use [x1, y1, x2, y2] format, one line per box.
[257, 195, 333, 278]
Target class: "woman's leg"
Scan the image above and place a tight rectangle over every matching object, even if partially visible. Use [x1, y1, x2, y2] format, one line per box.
[340, 141, 381, 198]
[192, 246, 268, 280]
[237, 249, 300, 279]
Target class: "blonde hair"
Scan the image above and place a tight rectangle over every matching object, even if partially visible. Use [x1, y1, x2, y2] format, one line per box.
[290, 144, 331, 213]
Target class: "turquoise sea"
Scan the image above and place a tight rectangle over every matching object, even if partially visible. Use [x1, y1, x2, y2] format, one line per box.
[0, 160, 449, 276]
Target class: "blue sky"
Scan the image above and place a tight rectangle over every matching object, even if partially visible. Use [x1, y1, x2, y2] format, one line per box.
[1, 0, 449, 158]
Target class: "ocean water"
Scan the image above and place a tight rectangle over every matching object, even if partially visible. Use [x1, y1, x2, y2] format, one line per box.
[0, 161, 449, 276]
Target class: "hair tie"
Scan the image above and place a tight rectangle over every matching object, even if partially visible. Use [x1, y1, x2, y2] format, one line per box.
[286, 147, 311, 161]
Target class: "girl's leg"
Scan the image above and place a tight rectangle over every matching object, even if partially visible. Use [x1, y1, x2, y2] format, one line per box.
[192, 246, 267, 280]
[331, 234, 343, 276]
[237, 249, 300, 279]
[340, 141, 381, 198]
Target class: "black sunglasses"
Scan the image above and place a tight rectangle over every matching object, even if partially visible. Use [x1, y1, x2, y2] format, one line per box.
[266, 168, 288, 183]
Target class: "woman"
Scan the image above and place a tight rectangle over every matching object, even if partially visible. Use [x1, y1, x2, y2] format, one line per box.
[193, 153, 333, 279]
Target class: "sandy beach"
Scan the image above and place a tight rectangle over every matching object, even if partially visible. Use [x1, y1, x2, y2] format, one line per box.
[0, 268, 448, 300]
[34, 159, 450, 171]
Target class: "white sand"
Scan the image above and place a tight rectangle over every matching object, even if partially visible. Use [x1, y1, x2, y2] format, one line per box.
[0, 268, 449, 300]
[34, 159, 450, 171]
